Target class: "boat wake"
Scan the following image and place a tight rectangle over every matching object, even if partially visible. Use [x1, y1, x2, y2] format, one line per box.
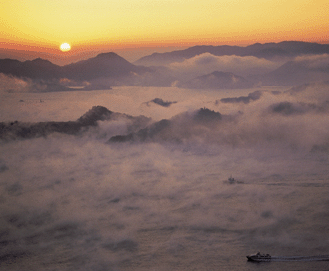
[270, 255, 329, 262]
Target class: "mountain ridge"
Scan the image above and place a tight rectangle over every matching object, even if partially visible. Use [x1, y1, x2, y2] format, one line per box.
[178, 71, 254, 89]
[1, 42, 329, 88]
[0, 106, 151, 140]
[135, 41, 329, 66]
[0, 52, 149, 80]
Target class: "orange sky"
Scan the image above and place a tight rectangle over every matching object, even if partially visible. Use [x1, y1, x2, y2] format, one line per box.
[1, 0, 329, 63]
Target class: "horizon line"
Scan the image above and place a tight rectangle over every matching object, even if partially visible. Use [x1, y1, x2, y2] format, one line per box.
[1, 39, 329, 66]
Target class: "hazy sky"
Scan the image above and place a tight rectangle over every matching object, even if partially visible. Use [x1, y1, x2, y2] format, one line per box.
[1, 0, 329, 57]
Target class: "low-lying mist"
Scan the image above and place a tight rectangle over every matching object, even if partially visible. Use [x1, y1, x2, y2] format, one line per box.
[0, 82, 329, 270]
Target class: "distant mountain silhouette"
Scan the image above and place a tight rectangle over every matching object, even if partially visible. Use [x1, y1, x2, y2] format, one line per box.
[0, 106, 151, 140]
[0, 52, 150, 81]
[178, 71, 254, 89]
[63, 52, 149, 80]
[0, 58, 62, 79]
[220, 90, 262, 104]
[258, 56, 329, 85]
[146, 98, 177, 107]
[109, 108, 223, 143]
[135, 41, 329, 66]
[2, 43, 329, 88]
[193, 107, 222, 122]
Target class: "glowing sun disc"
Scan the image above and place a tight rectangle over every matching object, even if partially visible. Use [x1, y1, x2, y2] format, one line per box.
[60, 43, 71, 52]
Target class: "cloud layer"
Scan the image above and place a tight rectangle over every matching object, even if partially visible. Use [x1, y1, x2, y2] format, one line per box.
[169, 53, 282, 79]
[0, 73, 73, 93]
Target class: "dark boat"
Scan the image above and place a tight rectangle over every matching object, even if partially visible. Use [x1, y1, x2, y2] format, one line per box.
[247, 252, 271, 262]
[224, 175, 244, 184]
[247, 252, 329, 262]
[228, 176, 235, 184]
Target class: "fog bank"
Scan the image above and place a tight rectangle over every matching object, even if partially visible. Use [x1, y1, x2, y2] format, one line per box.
[0, 82, 329, 270]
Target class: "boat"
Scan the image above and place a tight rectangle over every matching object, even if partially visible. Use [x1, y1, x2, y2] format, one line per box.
[224, 175, 244, 184]
[247, 252, 271, 262]
[228, 176, 235, 184]
[246, 252, 329, 262]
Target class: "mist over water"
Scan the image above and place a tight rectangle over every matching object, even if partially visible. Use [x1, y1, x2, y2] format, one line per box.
[1, 84, 329, 270]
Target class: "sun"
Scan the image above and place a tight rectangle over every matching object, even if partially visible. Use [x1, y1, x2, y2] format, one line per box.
[60, 43, 71, 52]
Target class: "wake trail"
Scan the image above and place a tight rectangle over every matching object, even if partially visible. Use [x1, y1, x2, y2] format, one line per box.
[270, 255, 329, 262]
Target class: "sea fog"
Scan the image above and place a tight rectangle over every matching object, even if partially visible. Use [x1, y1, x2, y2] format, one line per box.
[0, 84, 329, 270]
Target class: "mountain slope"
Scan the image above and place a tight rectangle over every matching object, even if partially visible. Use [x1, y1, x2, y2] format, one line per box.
[178, 71, 254, 89]
[0, 58, 62, 79]
[0, 106, 151, 140]
[0, 52, 149, 81]
[63, 52, 148, 80]
[109, 108, 223, 143]
[259, 54, 329, 85]
[135, 41, 329, 66]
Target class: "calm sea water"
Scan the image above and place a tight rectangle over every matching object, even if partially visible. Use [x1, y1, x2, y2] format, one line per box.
[0, 87, 328, 270]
